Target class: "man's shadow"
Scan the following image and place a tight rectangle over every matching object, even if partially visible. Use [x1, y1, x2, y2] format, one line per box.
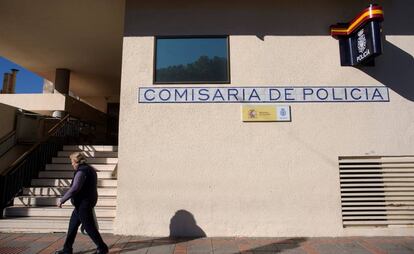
[78, 209, 205, 253]
[79, 210, 309, 254]
[169, 209, 206, 238]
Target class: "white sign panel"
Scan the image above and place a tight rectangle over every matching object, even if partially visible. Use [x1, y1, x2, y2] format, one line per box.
[276, 106, 291, 121]
[138, 86, 389, 103]
[242, 105, 291, 122]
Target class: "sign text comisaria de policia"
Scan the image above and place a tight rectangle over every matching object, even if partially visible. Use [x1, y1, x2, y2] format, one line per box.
[139, 86, 389, 103]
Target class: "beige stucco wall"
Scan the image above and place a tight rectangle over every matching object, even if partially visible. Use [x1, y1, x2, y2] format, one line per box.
[0, 94, 109, 125]
[81, 97, 108, 113]
[0, 103, 17, 139]
[82, 96, 120, 113]
[65, 96, 109, 143]
[0, 94, 66, 111]
[116, 0, 414, 237]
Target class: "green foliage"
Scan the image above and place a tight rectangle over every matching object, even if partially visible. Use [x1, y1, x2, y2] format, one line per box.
[156, 56, 228, 82]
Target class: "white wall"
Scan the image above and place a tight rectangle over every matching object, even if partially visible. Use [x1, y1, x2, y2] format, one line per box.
[116, 0, 414, 237]
[0, 94, 66, 112]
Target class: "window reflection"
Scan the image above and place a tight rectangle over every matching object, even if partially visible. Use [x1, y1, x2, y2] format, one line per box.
[155, 37, 229, 83]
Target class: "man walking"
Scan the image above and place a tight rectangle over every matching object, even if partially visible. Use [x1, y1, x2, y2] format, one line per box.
[55, 152, 108, 254]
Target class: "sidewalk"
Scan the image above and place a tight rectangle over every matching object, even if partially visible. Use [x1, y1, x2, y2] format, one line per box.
[0, 233, 413, 254]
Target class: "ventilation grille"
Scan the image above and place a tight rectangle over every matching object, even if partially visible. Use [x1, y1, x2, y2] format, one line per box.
[339, 156, 414, 228]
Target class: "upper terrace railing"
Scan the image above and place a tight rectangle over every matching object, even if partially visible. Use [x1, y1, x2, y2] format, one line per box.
[0, 115, 75, 216]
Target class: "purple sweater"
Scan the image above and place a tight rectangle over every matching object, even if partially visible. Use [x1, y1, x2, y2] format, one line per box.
[60, 171, 86, 204]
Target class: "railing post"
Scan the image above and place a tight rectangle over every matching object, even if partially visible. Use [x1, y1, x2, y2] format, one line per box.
[0, 115, 79, 217]
[0, 176, 5, 218]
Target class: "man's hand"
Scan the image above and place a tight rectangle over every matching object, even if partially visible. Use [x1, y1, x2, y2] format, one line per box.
[57, 201, 63, 208]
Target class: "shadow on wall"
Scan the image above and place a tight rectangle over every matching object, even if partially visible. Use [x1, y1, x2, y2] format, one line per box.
[169, 209, 206, 238]
[124, 0, 414, 37]
[359, 39, 414, 102]
[124, 0, 414, 102]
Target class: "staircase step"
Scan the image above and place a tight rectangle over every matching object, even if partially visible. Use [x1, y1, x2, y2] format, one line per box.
[45, 164, 116, 171]
[58, 151, 118, 158]
[31, 178, 117, 187]
[63, 145, 118, 152]
[39, 171, 115, 179]
[13, 196, 116, 207]
[0, 217, 113, 233]
[52, 157, 118, 164]
[4, 207, 116, 218]
[2, 144, 119, 234]
[23, 187, 117, 196]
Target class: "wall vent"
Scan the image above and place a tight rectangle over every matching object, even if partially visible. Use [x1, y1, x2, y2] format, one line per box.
[339, 156, 414, 228]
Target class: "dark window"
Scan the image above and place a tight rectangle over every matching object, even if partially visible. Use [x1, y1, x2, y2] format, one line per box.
[154, 37, 230, 84]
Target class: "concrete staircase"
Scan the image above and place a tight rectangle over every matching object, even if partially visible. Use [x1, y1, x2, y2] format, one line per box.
[0, 145, 118, 233]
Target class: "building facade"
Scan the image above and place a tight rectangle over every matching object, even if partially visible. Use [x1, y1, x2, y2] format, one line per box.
[115, 0, 414, 237]
[0, 0, 413, 237]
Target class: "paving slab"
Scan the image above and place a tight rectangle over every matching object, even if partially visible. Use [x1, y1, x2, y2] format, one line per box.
[402, 240, 414, 252]
[375, 242, 414, 254]
[0, 234, 413, 254]
[187, 238, 212, 253]
[37, 234, 66, 254]
[120, 237, 154, 254]
[2, 233, 44, 248]
[0, 247, 28, 254]
[0, 234, 10, 240]
[313, 242, 372, 254]
[20, 234, 59, 254]
[212, 238, 238, 253]
[109, 235, 132, 253]
[147, 243, 176, 254]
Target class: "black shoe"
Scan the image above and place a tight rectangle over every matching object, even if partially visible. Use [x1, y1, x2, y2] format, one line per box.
[55, 249, 73, 254]
[94, 248, 108, 254]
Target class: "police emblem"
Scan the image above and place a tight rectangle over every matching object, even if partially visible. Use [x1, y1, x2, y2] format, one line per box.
[357, 29, 367, 54]
[280, 108, 286, 117]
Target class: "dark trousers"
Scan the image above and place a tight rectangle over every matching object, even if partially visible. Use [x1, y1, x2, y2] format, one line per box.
[63, 203, 108, 251]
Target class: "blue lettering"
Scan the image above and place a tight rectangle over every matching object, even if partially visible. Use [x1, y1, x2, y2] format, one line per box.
[143, 89, 155, 101]
[350, 88, 362, 100]
[285, 88, 294, 101]
[175, 89, 188, 101]
[371, 88, 384, 100]
[303, 88, 314, 100]
[198, 89, 210, 101]
[228, 89, 239, 101]
[316, 88, 329, 100]
[159, 89, 171, 101]
[248, 89, 261, 101]
[141, 87, 387, 103]
[212, 89, 225, 101]
[269, 89, 281, 101]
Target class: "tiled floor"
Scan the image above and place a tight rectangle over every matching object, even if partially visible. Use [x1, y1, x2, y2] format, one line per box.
[0, 233, 413, 254]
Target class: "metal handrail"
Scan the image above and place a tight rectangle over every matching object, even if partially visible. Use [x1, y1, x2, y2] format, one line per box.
[0, 130, 17, 159]
[2, 114, 70, 176]
[0, 114, 81, 217]
[47, 114, 71, 135]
